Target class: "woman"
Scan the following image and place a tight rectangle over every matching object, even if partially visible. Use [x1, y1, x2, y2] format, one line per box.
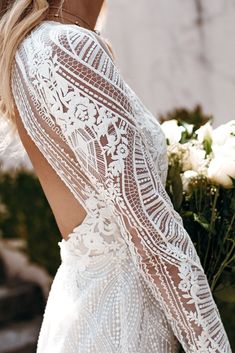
[0, 1, 232, 352]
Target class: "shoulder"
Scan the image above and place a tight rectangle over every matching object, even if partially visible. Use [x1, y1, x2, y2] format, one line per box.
[40, 21, 114, 66]
[14, 20, 123, 99]
[16, 21, 112, 67]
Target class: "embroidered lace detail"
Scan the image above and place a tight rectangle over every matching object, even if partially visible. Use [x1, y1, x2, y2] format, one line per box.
[10, 20, 232, 353]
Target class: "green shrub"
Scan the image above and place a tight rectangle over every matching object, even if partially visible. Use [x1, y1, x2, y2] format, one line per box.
[0, 168, 61, 276]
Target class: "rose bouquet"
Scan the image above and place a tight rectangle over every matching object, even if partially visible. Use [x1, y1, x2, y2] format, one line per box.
[161, 115, 235, 302]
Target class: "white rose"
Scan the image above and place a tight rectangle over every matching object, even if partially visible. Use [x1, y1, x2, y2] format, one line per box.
[189, 145, 207, 172]
[211, 121, 235, 161]
[212, 144, 234, 159]
[161, 120, 185, 144]
[195, 121, 213, 143]
[181, 170, 199, 192]
[184, 170, 199, 178]
[181, 145, 191, 171]
[167, 143, 191, 171]
[212, 120, 235, 146]
[207, 156, 235, 188]
[180, 141, 208, 173]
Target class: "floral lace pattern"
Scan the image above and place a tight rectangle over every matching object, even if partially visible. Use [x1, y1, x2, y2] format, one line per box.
[11, 20, 232, 353]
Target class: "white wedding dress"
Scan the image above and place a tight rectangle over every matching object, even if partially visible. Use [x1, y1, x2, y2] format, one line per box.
[10, 20, 232, 353]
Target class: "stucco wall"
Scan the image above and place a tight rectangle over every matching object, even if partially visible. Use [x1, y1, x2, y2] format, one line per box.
[103, 0, 235, 126]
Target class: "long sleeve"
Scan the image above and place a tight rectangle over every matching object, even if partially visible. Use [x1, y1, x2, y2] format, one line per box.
[11, 23, 232, 353]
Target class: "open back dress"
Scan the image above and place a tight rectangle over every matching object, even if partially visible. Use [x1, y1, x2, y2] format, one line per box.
[10, 20, 232, 353]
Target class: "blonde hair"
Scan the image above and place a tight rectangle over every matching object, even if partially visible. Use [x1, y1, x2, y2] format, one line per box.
[0, 0, 112, 131]
[0, 0, 64, 132]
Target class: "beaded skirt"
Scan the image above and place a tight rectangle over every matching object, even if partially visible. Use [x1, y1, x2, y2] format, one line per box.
[36, 216, 179, 353]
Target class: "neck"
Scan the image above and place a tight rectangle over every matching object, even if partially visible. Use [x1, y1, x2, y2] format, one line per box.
[46, 0, 104, 30]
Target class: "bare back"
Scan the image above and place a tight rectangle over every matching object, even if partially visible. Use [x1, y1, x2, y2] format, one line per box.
[14, 106, 87, 240]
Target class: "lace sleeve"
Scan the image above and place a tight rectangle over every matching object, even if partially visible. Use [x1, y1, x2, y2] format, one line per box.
[12, 24, 232, 353]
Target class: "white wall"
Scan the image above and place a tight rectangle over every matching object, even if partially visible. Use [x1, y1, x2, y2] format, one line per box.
[1, 1, 234, 170]
[103, 0, 235, 127]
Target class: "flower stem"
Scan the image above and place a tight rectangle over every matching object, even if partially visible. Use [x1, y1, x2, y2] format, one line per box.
[211, 240, 235, 292]
[203, 187, 219, 270]
[211, 213, 235, 278]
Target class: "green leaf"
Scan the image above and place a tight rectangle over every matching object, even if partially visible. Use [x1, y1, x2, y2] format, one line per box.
[180, 130, 188, 144]
[170, 168, 183, 211]
[193, 213, 210, 231]
[203, 135, 212, 155]
[182, 211, 194, 218]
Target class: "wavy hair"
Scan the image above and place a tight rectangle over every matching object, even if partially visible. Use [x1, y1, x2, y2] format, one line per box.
[0, 0, 64, 132]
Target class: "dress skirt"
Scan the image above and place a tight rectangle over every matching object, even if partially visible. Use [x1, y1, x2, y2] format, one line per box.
[36, 224, 179, 353]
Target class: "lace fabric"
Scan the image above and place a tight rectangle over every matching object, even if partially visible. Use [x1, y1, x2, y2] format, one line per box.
[10, 20, 232, 353]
